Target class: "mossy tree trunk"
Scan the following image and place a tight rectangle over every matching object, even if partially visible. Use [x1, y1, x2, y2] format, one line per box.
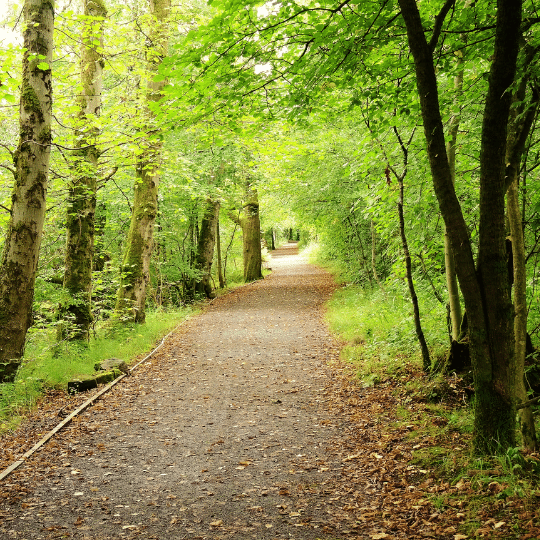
[506, 66, 539, 451]
[243, 184, 263, 282]
[399, 0, 521, 453]
[0, 0, 54, 383]
[115, 0, 170, 323]
[216, 216, 225, 289]
[58, 0, 107, 341]
[195, 200, 220, 298]
[229, 182, 263, 282]
[444, 51, 464, 342]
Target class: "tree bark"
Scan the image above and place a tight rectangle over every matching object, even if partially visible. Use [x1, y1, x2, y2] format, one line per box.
[241, 184, 263, 282]
[0, 0, 54, 383]
[229, 183, 263, 282]
[195, 200, 220, 297]
[58, 0, 107, 341]
[445, 52, 464, 341]
[115, 0, 170, 322]
[398, 0, 522, 453]
[506, 72, 539, 450]
[216, 215, 225, 288]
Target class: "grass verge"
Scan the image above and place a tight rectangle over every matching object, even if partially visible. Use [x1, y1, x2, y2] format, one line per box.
[318, 248, 540, 538]
[0, 306, 194, 433]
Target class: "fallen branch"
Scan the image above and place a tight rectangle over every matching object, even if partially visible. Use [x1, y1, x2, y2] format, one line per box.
[516, 395, 540, 410]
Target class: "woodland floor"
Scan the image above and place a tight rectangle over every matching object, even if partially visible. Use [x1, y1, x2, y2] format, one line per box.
[0, 243, 538, 540]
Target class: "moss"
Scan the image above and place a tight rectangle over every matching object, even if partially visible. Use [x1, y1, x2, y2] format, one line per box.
[38, 125, 51, 145]
[21, 81, 42, 118]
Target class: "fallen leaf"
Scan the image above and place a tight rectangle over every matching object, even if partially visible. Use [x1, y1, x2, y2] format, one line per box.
[210, 520, 223, 527]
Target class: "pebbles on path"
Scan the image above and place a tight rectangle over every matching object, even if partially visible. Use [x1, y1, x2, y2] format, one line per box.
[0, 243, 352, 540]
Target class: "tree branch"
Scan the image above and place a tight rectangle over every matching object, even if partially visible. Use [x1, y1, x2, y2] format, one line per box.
[516, 395, 540, 409]
[0, 143, 14, 158]
[429, 0, 456, 52]
[0, 163, 16, 178]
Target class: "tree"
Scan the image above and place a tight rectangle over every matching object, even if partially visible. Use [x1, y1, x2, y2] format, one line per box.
[397, 0, 522, 453]
[0, 0, 54, 383]
[194, 199, 220, 297]
[391, 128, 431, 372]
[58, 0, 107, 341]
[230, 181, 263, 282]
[116, 0, 171, 323]
[505, 56, 540, 451]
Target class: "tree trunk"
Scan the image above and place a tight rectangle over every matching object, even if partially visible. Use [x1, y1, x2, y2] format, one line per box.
[397, 175, 431, 372]
[398, 0, 521, 453]
[242, 184, 263, 282]
[370, 219, 381, 286]
[347, 215, 373, 287]
[508, 179, 538, 450]
[506, 73, 539, 450]
[445, 53, 464, 341]
[195, 200, 220, 298]
[223, 222, 238, 284]
[115, 0, 170, 323]
[58, 0, 107, 341]
[216, 215, 225, 288]
[228, 183, 264, 282]
[0, 0, 54, 383]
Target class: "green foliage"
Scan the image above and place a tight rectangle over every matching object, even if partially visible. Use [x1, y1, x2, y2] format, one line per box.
[323, 269, 448, 382]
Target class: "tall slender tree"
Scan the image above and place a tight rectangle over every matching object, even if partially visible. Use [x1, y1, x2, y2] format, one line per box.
[0, 0, 54, 383]
[58, 0, 107, 341]
[506, 59, 539, 450]
[116, 0, 171, 322]
[398, 0, 522, 453]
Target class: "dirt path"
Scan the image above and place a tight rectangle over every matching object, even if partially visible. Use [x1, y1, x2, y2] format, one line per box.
[0, 243, 354, 540]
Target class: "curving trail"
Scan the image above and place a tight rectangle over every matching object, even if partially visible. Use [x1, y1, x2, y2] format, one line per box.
[1, 243, 351, 539]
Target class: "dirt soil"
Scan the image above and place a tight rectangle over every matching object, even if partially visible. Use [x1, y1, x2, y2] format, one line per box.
[5, 244, 530, 540]
[0, 243, 355, 539]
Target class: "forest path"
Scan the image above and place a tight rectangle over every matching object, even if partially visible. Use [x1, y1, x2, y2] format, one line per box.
[1, 243, 378, 540]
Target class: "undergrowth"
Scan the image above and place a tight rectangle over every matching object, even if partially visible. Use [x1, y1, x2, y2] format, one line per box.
[316, 241, 540, 538]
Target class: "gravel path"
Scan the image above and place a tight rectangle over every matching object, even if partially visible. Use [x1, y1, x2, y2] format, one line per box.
[1, 243, 349, 540]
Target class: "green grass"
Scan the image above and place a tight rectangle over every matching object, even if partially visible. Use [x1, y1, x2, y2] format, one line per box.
[323, 282, 448, 383]
[316, 239, 540, 538]
[0, 306, 194, 432]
